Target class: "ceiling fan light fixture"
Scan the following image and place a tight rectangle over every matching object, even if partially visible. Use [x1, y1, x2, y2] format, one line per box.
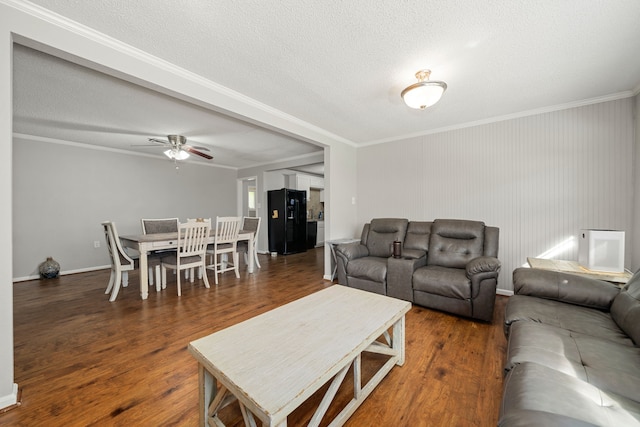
[401, 69, 447, 110]
[164, 149, 190, 160]
[147, 134, 212, 161]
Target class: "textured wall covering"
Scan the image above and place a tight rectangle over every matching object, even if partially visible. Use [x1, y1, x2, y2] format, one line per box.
[357, 98, 635, 292]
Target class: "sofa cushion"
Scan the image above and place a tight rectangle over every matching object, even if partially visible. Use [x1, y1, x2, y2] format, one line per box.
[504, 295, 632, 345]
[346, 256, 388, 283]
[366, 218, 408, 258]
[404, 221, 431, 253]
[505, 322, 640, 401]
[413, 266, 471, 299]
[427, 219, 485, 269]
[500, 362, 640, 427]
[611, 271, 640, 345]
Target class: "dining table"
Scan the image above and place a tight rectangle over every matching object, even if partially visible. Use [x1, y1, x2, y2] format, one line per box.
[120, 230, 255, 300]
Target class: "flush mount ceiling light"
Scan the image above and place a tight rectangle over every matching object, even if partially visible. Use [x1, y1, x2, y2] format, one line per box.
[401, 69, 447, 110]
[164, 148, 190, 160]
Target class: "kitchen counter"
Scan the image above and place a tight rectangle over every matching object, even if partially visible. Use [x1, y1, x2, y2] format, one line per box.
[306, 220, 325, 247]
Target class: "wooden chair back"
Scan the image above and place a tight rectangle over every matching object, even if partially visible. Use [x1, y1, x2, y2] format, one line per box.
[102, 221, 134, 269]
[215, 216, 241, 247]
[178, 221, 211, 258]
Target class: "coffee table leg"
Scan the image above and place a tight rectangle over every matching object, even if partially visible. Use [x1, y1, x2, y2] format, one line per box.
[239, 402, 260, 427]
[393, 315, 406, 366]
[198, 364, 217, 426]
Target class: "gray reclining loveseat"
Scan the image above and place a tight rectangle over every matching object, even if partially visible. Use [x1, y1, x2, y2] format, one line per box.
[501, 267, 640, 426]
[336, 218, 501, 322]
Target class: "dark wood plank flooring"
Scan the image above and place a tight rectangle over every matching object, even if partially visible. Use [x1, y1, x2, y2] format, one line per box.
[5, 248, 507, 426]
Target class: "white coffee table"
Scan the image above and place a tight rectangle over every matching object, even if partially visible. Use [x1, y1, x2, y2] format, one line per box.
[188, 285, 411, 426]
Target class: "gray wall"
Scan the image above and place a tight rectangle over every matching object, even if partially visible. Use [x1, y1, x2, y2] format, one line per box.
[357, 98, 636, 292]
[12, 136, 237, 280]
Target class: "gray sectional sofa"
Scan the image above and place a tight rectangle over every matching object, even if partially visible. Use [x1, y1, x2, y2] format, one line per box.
[335, 218, 501, 322]
[501, 267, 640, 426]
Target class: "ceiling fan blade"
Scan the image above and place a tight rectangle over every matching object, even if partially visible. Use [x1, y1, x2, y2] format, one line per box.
[148, 138, 169, 145]
[183, 145, 213, 160]
[189, 145, 210, 151]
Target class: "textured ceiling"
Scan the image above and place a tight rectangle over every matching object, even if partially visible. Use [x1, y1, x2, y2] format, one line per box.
[12, 0, 640, 169]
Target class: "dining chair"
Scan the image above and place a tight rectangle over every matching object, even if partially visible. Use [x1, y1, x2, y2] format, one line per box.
[141, 217, 179, 287]
[237, 216, 261, 269]
[102, 221, 135, 302]
[186, 218, 211, 280]
[207, 216, 242, 284]
[160, 221, 211, 296]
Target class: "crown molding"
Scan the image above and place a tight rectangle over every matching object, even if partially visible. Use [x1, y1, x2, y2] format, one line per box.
[362, 91, 636, 147]
[242, 151, 325, 170]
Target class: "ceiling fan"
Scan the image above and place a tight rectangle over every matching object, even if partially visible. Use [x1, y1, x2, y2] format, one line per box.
[146, 134, 213, 160]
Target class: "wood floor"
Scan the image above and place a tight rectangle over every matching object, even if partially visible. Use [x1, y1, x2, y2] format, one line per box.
[5, 248, 507, 426]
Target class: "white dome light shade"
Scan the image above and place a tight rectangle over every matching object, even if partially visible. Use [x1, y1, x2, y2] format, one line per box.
[164, 149, 190, 160]
[401, 69, 447, 110]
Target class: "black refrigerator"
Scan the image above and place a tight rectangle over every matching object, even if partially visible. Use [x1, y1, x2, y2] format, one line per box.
[268, 188, 307, 255]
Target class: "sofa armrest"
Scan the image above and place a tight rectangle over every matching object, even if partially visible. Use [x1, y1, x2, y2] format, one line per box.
[465, 257, 501, 321]
[335, 242, 369, 261]
[335, 243, 369, 285]
[466, 256, 501, 278]
[512, 267, 620, 310]
[387, 255, 426, 301]
[401, 248, 427, 260]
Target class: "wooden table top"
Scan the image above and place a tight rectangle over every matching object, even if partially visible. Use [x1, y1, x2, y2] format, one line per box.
[121, 230, 252, 243]
[527, 257, 632, 284]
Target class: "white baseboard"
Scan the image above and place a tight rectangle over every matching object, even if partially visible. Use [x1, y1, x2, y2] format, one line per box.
[0, 383, 19, 411]
[497, 288, 514, 296]
[13, 265, 110, 283]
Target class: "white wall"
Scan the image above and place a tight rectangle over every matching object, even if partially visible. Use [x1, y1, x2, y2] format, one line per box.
[633, 93, 640, 270]
[0, 8, 15, 407]
[324, 142, 358, 279]
[13, 136, 237, 279]
[357, 98, 635, 292]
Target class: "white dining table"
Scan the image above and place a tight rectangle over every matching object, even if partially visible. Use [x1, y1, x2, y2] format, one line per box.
[120, 230, 254, 300]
